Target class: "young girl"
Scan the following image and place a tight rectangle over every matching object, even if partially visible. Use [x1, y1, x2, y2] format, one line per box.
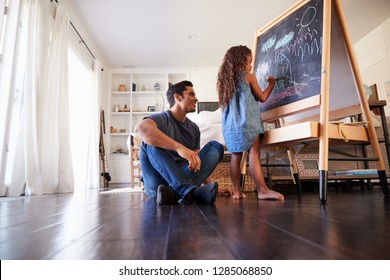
[217, 45, 284, 201]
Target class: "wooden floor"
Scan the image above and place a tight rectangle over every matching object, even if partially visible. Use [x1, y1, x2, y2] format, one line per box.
[1, 185, 390, 260]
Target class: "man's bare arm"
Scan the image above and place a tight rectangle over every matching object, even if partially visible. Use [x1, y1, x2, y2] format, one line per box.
[134, 118, 182, 150]
[134, 118, 201, 171]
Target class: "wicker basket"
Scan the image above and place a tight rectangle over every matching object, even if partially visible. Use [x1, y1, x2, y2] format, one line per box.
[209, 154, 256, 195]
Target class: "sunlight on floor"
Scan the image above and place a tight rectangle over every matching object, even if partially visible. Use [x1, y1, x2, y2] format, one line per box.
[99, 187, 144, 194]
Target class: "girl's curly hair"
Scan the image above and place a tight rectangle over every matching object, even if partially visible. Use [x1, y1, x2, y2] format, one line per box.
[217, 45, 252, 109]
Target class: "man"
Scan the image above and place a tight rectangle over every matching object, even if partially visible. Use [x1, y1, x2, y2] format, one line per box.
[134, 80, 224, 205]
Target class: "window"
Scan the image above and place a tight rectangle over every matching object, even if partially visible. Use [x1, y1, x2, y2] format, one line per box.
[68, 45, 95, 191]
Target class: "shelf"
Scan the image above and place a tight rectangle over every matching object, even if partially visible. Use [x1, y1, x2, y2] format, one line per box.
[132, 91, 163, 95]
[107, 68, 188, 183]
[262, 121, 319, 148]
[131, 111, 154, 115]
[111, 112, 130, 115]
[111, 91, 131, 95]
[110, 133, 130, 136]
[111, 153, 129, 157]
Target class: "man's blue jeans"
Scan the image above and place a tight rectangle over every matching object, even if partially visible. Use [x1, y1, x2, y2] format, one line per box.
[139, 140, 224, 199]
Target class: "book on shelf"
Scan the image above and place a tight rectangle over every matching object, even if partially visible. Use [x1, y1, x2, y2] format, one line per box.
[334, 169, 377, 176]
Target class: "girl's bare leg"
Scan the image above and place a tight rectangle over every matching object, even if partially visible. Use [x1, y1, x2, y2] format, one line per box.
[249, 136, 284, 201]
[230, 152, 246, 198]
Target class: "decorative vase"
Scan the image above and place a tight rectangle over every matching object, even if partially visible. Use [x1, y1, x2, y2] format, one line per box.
[118, 84, 127, 92]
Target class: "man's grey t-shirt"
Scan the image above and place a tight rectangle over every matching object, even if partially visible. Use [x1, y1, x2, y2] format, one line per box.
[145, 110, 200, 164]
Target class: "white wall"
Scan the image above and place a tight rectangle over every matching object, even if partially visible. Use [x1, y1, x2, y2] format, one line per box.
[354, 17, 390, 114]
[189, 66, 219, 103]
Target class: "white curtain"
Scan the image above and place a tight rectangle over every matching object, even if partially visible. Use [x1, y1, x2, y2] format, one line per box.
[21, 0, 50, 195]
[39, 3, 73, 194]
[84, 60, 102, 189]
[0, 1, 5, 38]
[0, 0, 22, 196]
[2, 1, 74, 196]
[3, 0, 48, 196]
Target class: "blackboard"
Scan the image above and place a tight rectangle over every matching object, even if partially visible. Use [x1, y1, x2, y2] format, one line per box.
[253, 0, 323, 114]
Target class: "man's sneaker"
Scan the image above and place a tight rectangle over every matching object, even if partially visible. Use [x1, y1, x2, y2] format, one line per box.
[156, 185, 177, 205]
[191, 182, 219, 204]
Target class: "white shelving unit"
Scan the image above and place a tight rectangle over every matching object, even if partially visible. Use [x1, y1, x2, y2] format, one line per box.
[108, 68, 188, 183]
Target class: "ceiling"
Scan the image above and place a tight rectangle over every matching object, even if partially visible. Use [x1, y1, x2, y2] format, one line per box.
[67, 0, 390, 69]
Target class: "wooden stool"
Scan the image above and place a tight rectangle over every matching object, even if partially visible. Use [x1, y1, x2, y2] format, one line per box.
[128, 134, 142, 188]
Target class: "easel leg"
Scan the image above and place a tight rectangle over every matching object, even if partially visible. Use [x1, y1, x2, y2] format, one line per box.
[378, 170, 390, 195]
[334, 0, 388, 197]
[265, 151, 273, 188]
[319, 170, 328, 203]
[240, 151, 248, 192]
[287, 148, 302, 192]
[293, 173, 302, 192]
[378, 106, 390, 167]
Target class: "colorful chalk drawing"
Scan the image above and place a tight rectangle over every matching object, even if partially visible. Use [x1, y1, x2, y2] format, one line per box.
[275, 32, 295, 50]
[254, 0, 323, 112]
[261, 35, 276, 53]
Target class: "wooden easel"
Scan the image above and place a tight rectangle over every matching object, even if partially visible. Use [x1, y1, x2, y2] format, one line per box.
[252, 0, 389, 202]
